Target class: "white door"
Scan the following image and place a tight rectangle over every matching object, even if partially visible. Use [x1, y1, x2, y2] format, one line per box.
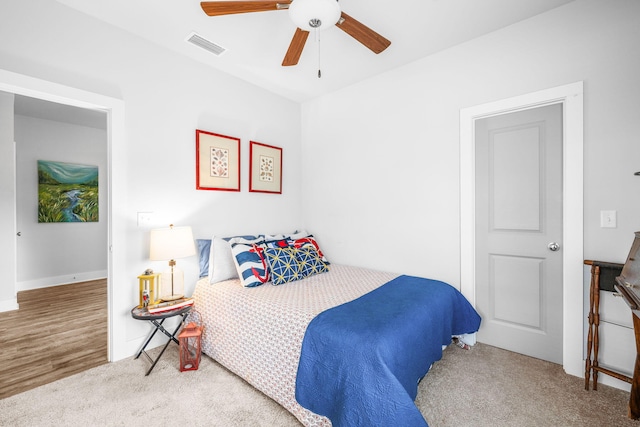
[474, 103, 563, 364]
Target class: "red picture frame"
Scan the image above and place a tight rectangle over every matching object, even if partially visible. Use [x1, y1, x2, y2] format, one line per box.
[249, 141, 282, 194]
[196, 130, 241, 192]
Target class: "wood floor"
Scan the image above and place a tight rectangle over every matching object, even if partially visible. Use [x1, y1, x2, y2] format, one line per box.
[0, 279, 108, 399]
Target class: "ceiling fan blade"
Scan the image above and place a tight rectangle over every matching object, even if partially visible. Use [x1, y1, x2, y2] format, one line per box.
[335, 12, 391, 54]
[201, 1, 291, 17]
[282, 28, 309, 66]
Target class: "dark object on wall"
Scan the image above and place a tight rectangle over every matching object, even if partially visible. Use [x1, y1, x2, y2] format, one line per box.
[591, 260, 623, 293]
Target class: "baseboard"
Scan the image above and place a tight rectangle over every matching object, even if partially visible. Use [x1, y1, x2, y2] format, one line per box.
[0, 297, 19, 313]
[17, 270, 108, 292]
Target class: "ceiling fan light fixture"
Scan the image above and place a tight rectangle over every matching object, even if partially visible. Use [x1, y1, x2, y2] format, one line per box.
[288, 0, 340, 32]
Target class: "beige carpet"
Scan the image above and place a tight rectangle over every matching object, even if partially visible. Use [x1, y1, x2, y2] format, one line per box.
[0, 342, 637, 426]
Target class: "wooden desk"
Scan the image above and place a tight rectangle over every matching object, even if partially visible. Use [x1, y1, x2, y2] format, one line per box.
[614, 282, 640, 419]
[613, 231, 640, 419]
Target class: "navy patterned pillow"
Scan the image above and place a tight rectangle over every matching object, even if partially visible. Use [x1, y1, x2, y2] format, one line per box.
[264, 247, 303, 286]
[296, 246, 329, 277]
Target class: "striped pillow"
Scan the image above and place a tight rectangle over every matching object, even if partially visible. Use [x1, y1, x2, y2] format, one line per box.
[229, 237, 269, 287]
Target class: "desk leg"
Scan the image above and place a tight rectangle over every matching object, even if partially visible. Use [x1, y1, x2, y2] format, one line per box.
[592, 270, 601, 391]
[585, 265, 597, 390]
[629, 314, 640, 419]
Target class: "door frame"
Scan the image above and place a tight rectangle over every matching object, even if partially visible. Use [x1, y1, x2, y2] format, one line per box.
[0, 68, 126, 362]
[460, 82, 584, 377]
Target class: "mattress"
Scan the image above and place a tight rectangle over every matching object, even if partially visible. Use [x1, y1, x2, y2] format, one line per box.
[192, 264, 398, 426]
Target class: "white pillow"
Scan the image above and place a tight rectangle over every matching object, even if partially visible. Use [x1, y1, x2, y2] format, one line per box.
[208, 235, 261, 284]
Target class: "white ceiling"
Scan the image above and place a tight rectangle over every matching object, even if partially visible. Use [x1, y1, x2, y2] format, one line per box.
[57, 0, 574, 103]
[13, 94, 107, 130]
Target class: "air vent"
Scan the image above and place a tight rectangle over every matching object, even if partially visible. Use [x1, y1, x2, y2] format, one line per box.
[186, 32, 227, 56]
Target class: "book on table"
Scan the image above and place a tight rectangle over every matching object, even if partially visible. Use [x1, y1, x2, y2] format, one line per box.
[147, 298, 194, 314]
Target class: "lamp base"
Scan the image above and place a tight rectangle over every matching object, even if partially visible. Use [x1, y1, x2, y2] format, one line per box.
[160, 264, 185, 302]
[160, 294, 184, 302]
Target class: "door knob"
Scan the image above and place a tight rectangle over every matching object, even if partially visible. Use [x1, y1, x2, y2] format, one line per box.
[16, 231, 21, 236]
[548, 242, 560, 251]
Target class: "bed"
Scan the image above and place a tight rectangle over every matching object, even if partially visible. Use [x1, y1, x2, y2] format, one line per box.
[192, 234, 481, 427]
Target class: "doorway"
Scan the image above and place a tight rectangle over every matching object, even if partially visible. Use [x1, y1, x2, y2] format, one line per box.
[0, 69, 127, 362]
[474, 104, 563, 363]
[14, 95, 108, 292]
[460, 82, 584, 377]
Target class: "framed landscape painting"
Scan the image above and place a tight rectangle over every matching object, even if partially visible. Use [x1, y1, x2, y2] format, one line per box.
[38, 160, 99, 223]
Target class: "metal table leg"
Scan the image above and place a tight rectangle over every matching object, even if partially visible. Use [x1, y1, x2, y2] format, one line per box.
[134, 313, 187, 375]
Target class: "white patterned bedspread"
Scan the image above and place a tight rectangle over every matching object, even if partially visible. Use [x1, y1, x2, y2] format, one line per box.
[192, 264, 398, 427]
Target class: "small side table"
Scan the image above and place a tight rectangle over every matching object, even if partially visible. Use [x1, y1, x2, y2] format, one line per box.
[131, 305, 192, 376]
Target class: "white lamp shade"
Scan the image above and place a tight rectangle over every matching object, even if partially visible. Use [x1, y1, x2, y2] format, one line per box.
[149, 225, 196, 261]
[289, 0, 341, 31]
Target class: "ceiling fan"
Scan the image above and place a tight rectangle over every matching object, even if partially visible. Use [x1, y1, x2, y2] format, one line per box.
[200, 0, 391, 67]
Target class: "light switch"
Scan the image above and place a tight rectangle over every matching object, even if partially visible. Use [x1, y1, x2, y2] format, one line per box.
[137, 212, 153, 227]
[600, 210, 617, 228]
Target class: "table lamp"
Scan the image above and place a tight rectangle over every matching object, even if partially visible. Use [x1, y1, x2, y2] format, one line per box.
[150, 224, 196, 301]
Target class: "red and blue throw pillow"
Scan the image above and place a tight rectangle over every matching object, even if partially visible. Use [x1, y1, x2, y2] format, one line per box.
[230, 233, 330, 287]
[229, 237, 270, 287]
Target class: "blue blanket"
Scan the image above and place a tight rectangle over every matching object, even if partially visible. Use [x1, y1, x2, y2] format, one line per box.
[295, 275, 481, 427]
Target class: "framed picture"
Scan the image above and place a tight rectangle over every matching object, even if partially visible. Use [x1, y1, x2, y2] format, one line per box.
[38, 160, 99, 223]
[249, 141, 282, 194]
[196, 130, 241, 191]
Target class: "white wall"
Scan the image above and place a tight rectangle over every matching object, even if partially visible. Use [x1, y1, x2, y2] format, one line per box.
[14, 115, 108, 290]
[301, 0, 640, 282]
[300, 0, 640, 386]
[0, 0, 302, 359]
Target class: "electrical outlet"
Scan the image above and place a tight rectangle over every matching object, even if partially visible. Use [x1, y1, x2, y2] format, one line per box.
[137, 212, 153, 227]
[600, 210, 617, 228]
